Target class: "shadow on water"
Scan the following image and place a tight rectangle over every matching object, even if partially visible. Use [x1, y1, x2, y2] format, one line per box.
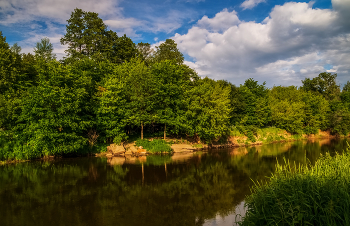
[0, 138, 348, 226]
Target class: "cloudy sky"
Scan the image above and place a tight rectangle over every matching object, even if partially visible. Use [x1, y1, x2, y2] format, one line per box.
[0, 0, 349, 87]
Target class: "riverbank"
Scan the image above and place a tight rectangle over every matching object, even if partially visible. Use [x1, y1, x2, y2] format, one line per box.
[238, 145, 350, 226]
[97, 128, 349, 158]
[1, 128, 348, 164]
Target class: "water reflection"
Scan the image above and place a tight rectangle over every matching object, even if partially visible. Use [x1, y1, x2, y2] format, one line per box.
[0, 138, 348, 226]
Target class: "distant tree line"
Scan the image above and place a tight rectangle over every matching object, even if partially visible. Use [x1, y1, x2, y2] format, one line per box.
[0, 8, 349, 160]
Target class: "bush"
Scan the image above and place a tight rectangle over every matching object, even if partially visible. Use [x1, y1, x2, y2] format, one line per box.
[135, 139, 172, 153]
[239, 146, 350, 226]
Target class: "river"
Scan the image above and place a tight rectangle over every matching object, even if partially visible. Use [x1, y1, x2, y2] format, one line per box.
[0, 138, 349, 226]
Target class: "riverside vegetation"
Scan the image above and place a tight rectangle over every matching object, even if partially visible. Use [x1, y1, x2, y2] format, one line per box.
[1, 8, 350, 161]
[238, 144, 350, 226]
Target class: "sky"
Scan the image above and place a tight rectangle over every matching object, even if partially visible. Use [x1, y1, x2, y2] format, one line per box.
[0, 0, 349, 87]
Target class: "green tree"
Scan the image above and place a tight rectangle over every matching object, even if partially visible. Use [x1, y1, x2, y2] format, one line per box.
[302, 91, 330, 134]
[301, 72, 340, 101]
[10, 43, 21, 55]
[0, 32, 24, 93]
[151, 61, 193, 139]
[60, 8, 118, 62]
[154, 39, 184, 65]
[123, 58, 157, 139]
[96, 63, 128, 144]
[111, 34, 138, 64]
[34, 37, 56, 61]
[269, 86, 305, 134]
[231, 79, 270, 128]
[15, 60, 94, 157]
[185, 77, 231, 142]
[341, 81, 350, 104]
[137, 42, 154, 65]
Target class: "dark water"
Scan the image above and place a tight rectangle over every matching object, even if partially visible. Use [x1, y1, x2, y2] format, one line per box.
[1, 139, 349, 226]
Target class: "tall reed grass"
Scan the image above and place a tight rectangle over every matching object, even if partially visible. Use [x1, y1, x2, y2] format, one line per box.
[238, 145, 350, 226]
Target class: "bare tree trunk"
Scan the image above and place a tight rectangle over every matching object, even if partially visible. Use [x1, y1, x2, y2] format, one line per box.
[164, 123, 166, 140]
[141, 121, 144, 140]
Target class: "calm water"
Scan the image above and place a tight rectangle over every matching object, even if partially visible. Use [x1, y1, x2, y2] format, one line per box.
[1, 138, 349, 226]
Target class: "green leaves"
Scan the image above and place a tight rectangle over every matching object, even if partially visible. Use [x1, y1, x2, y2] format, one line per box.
[34, 37, 56, 61]
[15, 61, 94, 156]
[185, 77, 231, 142]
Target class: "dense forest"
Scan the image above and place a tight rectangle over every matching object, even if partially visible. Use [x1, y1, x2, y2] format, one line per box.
[1, 8, 350, 160]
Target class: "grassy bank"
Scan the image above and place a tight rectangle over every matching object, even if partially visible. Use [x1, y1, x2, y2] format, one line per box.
[135, 139, 172, 153]
[238, 145, 350, 226]
[229, 127, 344, 146]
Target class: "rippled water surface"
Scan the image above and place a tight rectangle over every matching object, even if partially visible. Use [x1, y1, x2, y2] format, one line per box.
[1, 138, 349, 226]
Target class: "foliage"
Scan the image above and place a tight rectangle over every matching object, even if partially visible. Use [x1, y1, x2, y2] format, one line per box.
[60, 8, 118, 63]
[231, 78, 270, 128]
[34, 37, 56, 61]
[135, 139, 172, 153]
[13, 60, 94, 157]
[185, 77, 231, 142]
[302, 72, 341, 101]
[154, 39, 184, 65]
[239, 149, 350, 226]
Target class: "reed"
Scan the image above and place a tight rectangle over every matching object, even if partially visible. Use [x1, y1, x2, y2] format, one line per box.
[238, 144, 350, 226]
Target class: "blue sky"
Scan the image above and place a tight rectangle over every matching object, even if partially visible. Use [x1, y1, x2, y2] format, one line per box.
[0, 0, 349, 87]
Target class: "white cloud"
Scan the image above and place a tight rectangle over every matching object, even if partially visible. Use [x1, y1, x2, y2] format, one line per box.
[197, 9, 240, 32]
[240, 0, 265, 10]
[174, 1, 350, 86]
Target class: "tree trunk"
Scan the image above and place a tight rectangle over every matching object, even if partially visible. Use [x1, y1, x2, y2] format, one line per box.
[141, 121, 144, 140]
[164, 123, 166, 140]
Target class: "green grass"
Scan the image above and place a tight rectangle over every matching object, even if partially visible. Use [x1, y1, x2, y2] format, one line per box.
[238, 145, 350, 226]
[135, 139, 172, 153]
[192, 144, 203, 148]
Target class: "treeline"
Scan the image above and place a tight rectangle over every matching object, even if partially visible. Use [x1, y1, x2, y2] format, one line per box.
[1, 8, 350, 160]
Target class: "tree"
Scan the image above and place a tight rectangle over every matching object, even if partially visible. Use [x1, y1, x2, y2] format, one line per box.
[185, 77, 231, 143]
[301, 72, 340, 101]
[96, 62, 128, 144]
[302, 91, 330, 134]
[231, 79, 270, 128]
[137, 42, 154, 65]
[60, 8, 118, 62]
[10, 43, 21, 55]
[151, 61, 193, 139]
[15, 61, 95, 157]
[269, 86, 305, 134]
[34, 37, 56, 61]
[154, 39, 184, 65]
[123, 58, 156, 139]
[0, 32, 24, 93]
[111, 34, 138, 64]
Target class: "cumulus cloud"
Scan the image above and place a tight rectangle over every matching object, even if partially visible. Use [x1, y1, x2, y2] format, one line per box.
[197, 9, 240, 32]
[240, 0, 265, 10]
[174, 0, 350, 86]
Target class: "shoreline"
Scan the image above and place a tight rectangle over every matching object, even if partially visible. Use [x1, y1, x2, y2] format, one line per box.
[1, 133, 349, 165]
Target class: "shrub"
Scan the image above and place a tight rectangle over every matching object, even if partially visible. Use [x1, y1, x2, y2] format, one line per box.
[135, 139, 172, 153]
